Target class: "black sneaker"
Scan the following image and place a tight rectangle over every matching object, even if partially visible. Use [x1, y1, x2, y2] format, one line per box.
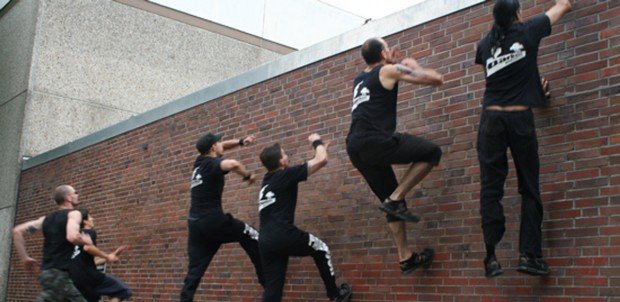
[400, 248, 434, 275]
[379, 199, 421, 223]
[333, 283, 351, 302]
[517, 255, 549, 276]
[484, 255, 503, 278]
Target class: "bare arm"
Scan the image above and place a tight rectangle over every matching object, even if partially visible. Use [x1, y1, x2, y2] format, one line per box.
[95, 245, 128, 265]
[380, 58, 443, 89]
[12, 216, 45, 273]
[221, 135, 256, 150]
[66, 210, 92, 246]
[307, 133, 328, 176]
[546, 0, 572, 25]
[220, 159, 257, 184]
[84, 245, 118, 262]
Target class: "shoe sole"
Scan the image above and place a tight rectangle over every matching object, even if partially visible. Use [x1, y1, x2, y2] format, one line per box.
[378, 206, 421, 223]
[485, 268, 504, 278]
[517, 266, 549, 276]
[339, 292, 352, 302]
[401, 250, 433, 275]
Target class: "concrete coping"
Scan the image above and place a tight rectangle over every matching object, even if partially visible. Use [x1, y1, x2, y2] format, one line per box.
[22, 0, 484, 171]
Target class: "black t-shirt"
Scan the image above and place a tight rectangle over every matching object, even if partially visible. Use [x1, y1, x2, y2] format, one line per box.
[41, 209, 75, 271]
[69, 229, 105, 288]
[475, 14, 552, 108]
[189, 156, 229, 219]
[346, 64, 399, 153]
[258, 163, 308, 234]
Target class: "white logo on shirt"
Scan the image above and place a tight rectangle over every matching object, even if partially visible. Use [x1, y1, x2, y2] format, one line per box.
[190, 168, 203, 189]
[71, 245, 81, 259]
[258, 185, 276, 212]
[352, 81, 370, 112]
[485, 42, 526, 77]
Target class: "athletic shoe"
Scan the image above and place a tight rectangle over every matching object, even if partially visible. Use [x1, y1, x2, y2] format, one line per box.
[517, 255, 549, 276]
[484, 255, 503, 278]
[379, 199, 420, 223]
[333, 283, 352, 302]
[400, 248, 434, 275]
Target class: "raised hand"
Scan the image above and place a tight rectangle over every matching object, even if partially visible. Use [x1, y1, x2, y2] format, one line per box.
[308, 133, 321, 143]
[243, 135, 256, 146]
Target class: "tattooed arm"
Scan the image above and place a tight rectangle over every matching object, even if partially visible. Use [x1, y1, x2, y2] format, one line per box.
[12, 216, 45, 274]
[380, 57, 443, 89]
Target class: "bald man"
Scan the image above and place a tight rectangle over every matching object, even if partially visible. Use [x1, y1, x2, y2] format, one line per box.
[346, 37, 443, 275]
[13, 185, 93, 302]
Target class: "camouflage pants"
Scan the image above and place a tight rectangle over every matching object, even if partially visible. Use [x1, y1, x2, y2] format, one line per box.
[35, 269, 86, 302]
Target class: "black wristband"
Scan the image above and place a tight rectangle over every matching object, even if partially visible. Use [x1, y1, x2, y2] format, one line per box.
[312, 139, 324, 149]
[243, 173, 252, 181]
[239, 138, 245, 146]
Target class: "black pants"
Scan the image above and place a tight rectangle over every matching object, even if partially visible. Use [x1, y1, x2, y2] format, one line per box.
[180, 214, 264, 302]
[347, 132, 442, 221]
[259, 228, 339, 302]
[477, 109, 543, 258]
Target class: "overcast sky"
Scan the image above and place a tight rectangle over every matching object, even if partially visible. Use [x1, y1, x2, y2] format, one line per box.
[318, 0, 427, 19]
[151, 0, 428, 49]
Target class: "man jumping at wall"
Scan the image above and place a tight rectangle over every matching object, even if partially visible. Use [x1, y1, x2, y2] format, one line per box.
[475, 0, 572, 278]
[180, 133, 264, 301]
[258, 133, 351, 302]
[70, 208, 132, 302]
[346, 37, 444, 275]
[12, 185, 93, 302]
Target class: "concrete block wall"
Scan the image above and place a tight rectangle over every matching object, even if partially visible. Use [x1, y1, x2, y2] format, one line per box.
[21, 0, 283, 157]
[7, 0, 619, 301]
[0, 0, 39, 299]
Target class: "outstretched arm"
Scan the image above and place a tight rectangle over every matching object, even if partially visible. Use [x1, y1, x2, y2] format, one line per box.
[381, 57, 443, 89]
[546, 0, 572, 25]
[222, 135, 256, 150]
[12, 216, 45, 273]
[221, 159, 257, 184]
[307, 133, 328, 176]
[93, 245, 128, 265]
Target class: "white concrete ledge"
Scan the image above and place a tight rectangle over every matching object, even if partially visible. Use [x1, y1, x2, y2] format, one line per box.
[22, 0, 484, 171]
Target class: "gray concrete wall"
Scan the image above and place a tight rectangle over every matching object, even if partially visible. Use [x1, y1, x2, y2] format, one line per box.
[21, 0, 282, 157]
[0, 0, 40, 299]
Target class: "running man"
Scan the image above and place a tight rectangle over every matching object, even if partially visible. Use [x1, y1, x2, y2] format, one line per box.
[69, 208, 132, 302]
[475, 0, 572, 278]
[346, 37, 444, 274]
[258, 133, 351, 302]
[180, 133, 264, 301]
[12, 185, 92, 302]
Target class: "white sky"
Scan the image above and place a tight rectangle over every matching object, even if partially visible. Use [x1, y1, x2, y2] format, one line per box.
[319, 0, 427, 19]
[151, 0, 428, 49]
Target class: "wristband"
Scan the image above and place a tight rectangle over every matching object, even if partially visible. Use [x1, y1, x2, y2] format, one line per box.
[239, 138, 245, 146]
[243, 173, 252, 181]
[312, 139, 324, 149]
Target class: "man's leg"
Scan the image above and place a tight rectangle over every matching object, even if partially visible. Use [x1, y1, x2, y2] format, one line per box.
[289, 232, 341, 299]
[180, 220, 221, 302]
[384, 133, 442, 202]
[389, 162, 433, 201]
[348, 153, 413, 261]
[260, 251, 289, 302]
[90, 275, 132, 302]
[477, 110, 509, 277]
[236, 223, 266, 286]
[507, 110, 548, 275]
[36, 269, 87, 302]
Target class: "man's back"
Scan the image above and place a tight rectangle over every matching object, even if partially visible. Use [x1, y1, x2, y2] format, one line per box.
[41, 209, 73, 271]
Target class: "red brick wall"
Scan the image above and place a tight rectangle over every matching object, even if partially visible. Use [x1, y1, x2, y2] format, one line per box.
[8, 0, 619, 301]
